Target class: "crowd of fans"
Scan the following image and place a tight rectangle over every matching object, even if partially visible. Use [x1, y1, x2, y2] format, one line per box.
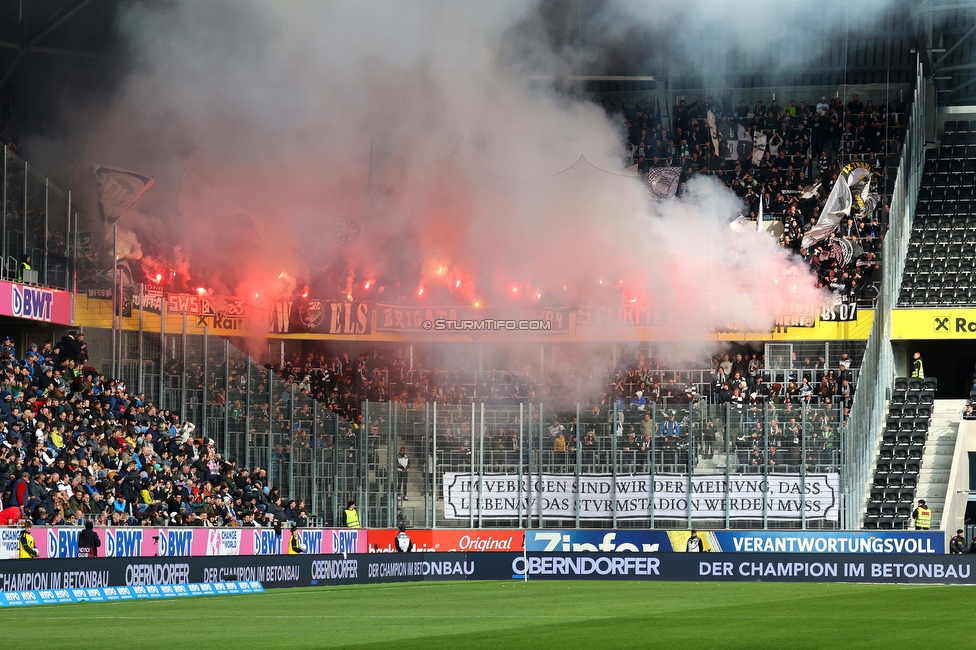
[275, 344, 859, 425]
[0, 332, 309, 528]
[610, 91, 897, 305]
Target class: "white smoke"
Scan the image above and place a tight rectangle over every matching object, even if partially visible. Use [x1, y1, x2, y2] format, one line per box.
[52, 0, 854, 357]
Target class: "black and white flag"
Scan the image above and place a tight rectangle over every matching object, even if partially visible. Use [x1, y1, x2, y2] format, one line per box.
[93, 165, 154, 224]
[801, 174, 851, 250]
[646, 167, 681, 199]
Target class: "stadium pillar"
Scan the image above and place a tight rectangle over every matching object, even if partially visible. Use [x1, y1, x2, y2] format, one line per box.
[650, 402, 656, 528]
[244, 356, 251, 471]
[527, 403, 533, 529]
[111, 224, 117, 379]
[801, 402, 808, 531]
[575, 402, 581, 529]
[763, 401, 770, 530]
[538, 403, 544, 528]
[42, 177, 48, 285]
[424, 402, 430, 528]
[311, 400, 318, 523]
[181, 313, 188, 422]
[267, 367, 274, 489]
[469, 402, 475, 528]
[432, 401, 438, 529]
[1, 146, 6, 268]
[288, 383, 295, 501]
[611, 401, 618, 529]
[223, 338, 230, 458]
[518, 402, 524, 529]
[65, 191, 72, 292]
[202, 326, 209, 440]
[724, 402, 731, 530]
[159, 299, 166, 409]
[333, 413, 340, 528]
[137, 284, 144, 394]
[478, 402, 485, 528]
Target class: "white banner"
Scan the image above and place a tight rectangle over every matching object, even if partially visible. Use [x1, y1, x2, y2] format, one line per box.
[442, 473, 839, 522]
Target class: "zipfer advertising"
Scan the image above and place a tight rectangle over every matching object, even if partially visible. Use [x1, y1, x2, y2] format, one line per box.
[0, 552, 974, 589]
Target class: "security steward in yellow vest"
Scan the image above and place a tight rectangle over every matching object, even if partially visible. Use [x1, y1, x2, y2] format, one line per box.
[343, 500, 360, 528]
[913, 499, 932, 531]
[19, 521, 38, 558]
[17, 255, 31, 283]
[911, 352, 924, 379]
[288, 524, 306, 554]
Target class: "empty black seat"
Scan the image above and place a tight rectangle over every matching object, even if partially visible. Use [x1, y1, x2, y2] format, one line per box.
[894, 377, 909, 391]
[870, 490, 885, 503]
[888, 476, 903, 489]
[866, 506, 881, 518]
[906, 462, 921, 474]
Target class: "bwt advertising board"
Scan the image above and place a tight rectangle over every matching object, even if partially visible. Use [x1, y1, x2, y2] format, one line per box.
[0, 527, 367, 560]
[0, 281, 73, 325]
[0, 552, 974, 590]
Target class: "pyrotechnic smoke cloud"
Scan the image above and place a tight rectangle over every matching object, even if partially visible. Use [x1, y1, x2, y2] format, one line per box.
[47, 0, 897, 347]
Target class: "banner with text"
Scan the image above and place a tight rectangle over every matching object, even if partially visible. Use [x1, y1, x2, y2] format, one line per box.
[0, 527, 367, 560]
[442, 473, 840, 522]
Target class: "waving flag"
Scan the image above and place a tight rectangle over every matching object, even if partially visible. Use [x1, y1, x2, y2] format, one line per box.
[801, 175, 852, 249]
[93, 165, 154, 224]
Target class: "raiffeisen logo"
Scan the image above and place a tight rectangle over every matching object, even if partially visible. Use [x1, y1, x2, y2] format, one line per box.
[530, 531, 660, 553]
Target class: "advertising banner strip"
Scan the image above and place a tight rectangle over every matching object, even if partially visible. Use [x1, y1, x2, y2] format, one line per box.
[442, 473, 841, 522]
[0, 553, 974, 590]
[9, 527, 943, 560]
[9, 527, 368, 560]
[0, 582, 263, 607]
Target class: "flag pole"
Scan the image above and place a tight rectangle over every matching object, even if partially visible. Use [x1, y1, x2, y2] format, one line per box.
[111, 224, 118, 379]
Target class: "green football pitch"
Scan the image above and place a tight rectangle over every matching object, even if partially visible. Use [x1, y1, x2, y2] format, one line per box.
[5, 580, 971, 649]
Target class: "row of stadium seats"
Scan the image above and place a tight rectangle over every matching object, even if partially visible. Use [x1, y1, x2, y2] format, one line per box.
[901, 135, 976, 305]
[943, 120, 976, 133]
[863, 377, 933, 529]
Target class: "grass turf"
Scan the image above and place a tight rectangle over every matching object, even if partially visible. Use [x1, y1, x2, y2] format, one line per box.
[5, 580, 970, 649]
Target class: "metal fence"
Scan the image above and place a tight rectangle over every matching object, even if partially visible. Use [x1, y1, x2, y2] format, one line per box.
[841, 55, 928, 527]
[1, 145, 78, 291]
[73, 325, 854, 530]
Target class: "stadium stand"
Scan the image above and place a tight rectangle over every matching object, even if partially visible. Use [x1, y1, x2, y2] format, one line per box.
[863, 375, 936, 529]
[899, 120, 976, 306]
[0, 332, 309, 528]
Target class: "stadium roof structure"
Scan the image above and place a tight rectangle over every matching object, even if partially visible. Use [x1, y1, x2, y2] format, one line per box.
[910, 0, 976, 105]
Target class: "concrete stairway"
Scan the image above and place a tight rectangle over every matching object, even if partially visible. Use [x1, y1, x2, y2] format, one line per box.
[917, 399, 966, 528]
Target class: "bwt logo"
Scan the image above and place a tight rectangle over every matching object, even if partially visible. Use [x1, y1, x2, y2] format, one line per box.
[295, 531, 322, 554]
[935, 316, 976, 333]
[332, 530, 359, 554]
[47, 529, 80, 558]
[252, 530, 282, 555]
[157, 529, 194, 556]
[106, 529, 144, 557]
[11, 285, 54, 322]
